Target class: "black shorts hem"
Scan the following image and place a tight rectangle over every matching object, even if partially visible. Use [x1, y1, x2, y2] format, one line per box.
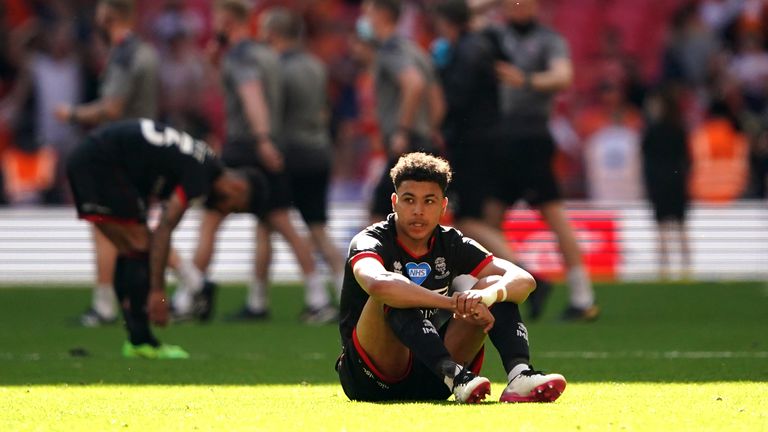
[289, 169, 330, 225]
[490, 133, 562, 206]
[67, 138, 147, 223]
[79, 213, 143, 225]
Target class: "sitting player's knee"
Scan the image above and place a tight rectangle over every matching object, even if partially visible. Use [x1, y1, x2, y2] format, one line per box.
[384, 306, 423, 332]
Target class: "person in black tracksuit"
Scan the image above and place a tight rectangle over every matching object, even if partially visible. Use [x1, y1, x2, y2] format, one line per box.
[433, 2, 500, 224]
[433, 0, 553, 320]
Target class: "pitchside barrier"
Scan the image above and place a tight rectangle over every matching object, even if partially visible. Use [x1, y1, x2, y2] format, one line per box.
[0, 201, 766, 285]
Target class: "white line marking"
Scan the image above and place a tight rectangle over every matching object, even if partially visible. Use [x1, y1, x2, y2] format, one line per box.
[538, 351, 768, 359]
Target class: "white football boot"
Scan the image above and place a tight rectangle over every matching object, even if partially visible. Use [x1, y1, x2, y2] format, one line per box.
[451, 367, 491, 404]
[499, 364, 566, 403]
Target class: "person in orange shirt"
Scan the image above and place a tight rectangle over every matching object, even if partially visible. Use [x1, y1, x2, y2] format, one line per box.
[688, 101, 749, 203]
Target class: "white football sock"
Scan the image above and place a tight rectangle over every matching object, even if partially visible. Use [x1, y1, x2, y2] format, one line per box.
[304, 271, 330, 310]
[174, 257, 204, 294]
[93, 284, 116, 319]
[247, 280, 269, 312]
[567, 266, 595, 309]
[508, 363, 531, 382]
[171, 289, 194, 315]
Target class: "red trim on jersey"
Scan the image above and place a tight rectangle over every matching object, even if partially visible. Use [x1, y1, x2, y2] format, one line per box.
[175, 186, 188, 207]
[350, 251, 384, 268]
[469, 255, 494, 277]
[468, 345, 485, 375]
[81, 214, 141, 225]
[352, 327, 413, 384]
[395, 235, 436, 260]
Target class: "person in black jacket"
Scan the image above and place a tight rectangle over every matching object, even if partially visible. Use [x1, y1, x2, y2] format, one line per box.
[432, 0, 553, 320]
[642, 86, 691, 279]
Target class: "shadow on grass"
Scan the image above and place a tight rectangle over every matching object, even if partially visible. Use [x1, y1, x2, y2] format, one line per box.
[0, 282, 766, 385]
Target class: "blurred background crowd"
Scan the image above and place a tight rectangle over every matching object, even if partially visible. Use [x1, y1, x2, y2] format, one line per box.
[0, 0, 766, 207]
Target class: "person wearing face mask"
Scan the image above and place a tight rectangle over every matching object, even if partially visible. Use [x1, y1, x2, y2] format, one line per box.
[482, 0, 599, 322]
[53, 0, 202, 329]
[431, 0, 554, 322]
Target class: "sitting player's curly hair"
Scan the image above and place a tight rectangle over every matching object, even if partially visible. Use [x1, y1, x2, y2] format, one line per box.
[389, 152, 453, 195]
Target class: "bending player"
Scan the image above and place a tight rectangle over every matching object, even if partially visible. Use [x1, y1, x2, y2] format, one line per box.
[67, 119, 265, 359]
[336, 152, 565, 402]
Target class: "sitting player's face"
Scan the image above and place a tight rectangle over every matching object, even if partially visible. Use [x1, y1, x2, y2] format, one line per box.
[392, 180, 447, 243]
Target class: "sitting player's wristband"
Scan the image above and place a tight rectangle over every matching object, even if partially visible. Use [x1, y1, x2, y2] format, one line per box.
[480, 287, 507, 307]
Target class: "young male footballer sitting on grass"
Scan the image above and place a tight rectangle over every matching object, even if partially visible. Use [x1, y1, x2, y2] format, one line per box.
[336, 152, 566, 403]
[67, 119, 265, 359]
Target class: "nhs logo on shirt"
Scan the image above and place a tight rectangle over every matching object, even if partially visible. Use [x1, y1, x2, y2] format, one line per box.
[405, 262, 431, 285]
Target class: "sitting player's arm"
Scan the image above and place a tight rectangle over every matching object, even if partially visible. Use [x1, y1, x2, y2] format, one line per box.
[353, 256, 455, 310]
[470, 257, 537, 306]
[149, 193, 188, 294]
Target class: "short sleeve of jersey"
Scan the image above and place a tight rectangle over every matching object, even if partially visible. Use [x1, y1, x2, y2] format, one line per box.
[419, 56, 437, 83]
[454, 235, 494, 277]
[174, 146, 220, 207]
[546, 31, 570, 62]
[379, 47, 413, 78]
[100, 60, 131, 99]
[175, 163, 208, 207]
[347, 230, 386, 269]
[230, 49, 262, 86]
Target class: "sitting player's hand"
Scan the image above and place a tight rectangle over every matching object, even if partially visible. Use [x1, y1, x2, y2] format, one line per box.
[454, 303, 495, 333]
[148, 291, 169, 327]
[454, 291, 484, 316]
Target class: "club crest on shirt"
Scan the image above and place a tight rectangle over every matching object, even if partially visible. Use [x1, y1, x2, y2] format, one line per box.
[434, 257, 450, 280]
[392, 261, 402, 274]
[405, 262, 431, 285]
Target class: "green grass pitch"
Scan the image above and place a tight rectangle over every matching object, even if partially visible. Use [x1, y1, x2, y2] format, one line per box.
[1, 281, 766, 431]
